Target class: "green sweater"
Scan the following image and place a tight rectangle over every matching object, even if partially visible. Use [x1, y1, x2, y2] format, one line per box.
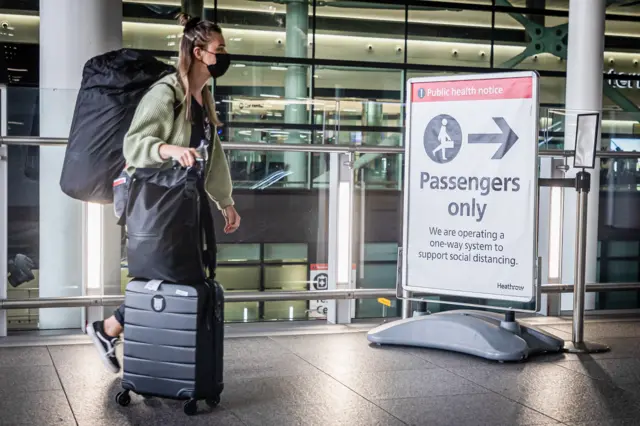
[123, 73, 234, 210]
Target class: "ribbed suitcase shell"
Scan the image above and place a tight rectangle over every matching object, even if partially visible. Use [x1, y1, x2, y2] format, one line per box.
[120, 279, 224, 401]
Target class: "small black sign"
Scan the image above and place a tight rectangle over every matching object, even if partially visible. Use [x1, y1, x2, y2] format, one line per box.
[314, 273, 329, 290]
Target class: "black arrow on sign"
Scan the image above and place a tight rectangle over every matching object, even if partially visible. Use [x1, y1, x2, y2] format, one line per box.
[468, 117, 519, 160]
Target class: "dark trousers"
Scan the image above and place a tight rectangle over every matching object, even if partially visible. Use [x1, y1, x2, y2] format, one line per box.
[114, 303, 126, 326]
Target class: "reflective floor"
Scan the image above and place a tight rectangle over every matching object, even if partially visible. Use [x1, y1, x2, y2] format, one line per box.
[2, 317, 640, 425]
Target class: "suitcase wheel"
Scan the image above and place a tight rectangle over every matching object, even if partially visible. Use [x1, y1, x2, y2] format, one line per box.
[116, 391, 131, 407]
[183, 399, 198, 416]
[206, 395, 221, 408]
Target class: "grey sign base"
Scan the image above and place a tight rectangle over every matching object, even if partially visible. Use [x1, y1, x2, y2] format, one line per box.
[367, 310, 564, 362]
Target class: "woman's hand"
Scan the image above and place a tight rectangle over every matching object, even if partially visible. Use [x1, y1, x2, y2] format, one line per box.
[222, 205, 241, 234]
[159, 144, 201, 167]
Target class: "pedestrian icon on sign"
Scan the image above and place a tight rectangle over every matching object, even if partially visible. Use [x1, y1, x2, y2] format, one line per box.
[423, 114, 462, 164]
[434, 118, 455, 161]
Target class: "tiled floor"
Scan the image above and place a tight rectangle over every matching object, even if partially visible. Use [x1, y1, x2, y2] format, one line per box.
[2, 317, 640, 425]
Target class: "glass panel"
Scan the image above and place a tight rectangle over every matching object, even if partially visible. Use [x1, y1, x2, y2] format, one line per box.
[264, 243, 308, 262]
[218, 243, 260, 262]
[217, 151, 330, 320]
[225, 301, 261, 322]
[352, 148, 403, 190]
[540, 76, 566, 106]
[417, 0, 493, 4]
[313, 1, 406, 64]
[355, 264, 399, 319]
[264, 265, 308, 290]
[352, 161, 403, 319]
[214, 62, 311, 106]
[608, 241, 639, 257]
[539, 105, 569, 150]
[6, 87, 83, 331]
[597, 147, 640, 310]
[408, 7, 493, 68]
[264, 264, 309, 320]
[227, 148, 308, 189]
[313, 67, 403, 102]
[0, 13, 39, 45]
[217, 0, 312, 59]
[606, 2, 640, 15]
[218, 96, 337, 189]
[217, 266, 261, 291]
[217, 266, 260, 323]
[331, 100, 402, 131]
[364, 243, 399, 262]
[5, 272, 39, 330]
[539, 107, 640, 152]
[227, 147, 311, 189]
[605, 260, 638, 282]
[263, 300, 308, 321]
[123, 20, 181, 53]
[602, 71, 640, 112]
[596, 292, 640, 311]
[604, 0, 638, 94]
[504, 0, 569, 9]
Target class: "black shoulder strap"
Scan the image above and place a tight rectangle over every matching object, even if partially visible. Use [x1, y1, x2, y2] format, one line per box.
[199, 188, 217, 280]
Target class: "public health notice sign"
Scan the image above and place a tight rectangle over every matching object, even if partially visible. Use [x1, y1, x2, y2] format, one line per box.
[403, 72, 539, 303]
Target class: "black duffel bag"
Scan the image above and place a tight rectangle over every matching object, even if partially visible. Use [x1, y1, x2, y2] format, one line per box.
[59, 49, 176, 204]
[125, 163, 216, 284]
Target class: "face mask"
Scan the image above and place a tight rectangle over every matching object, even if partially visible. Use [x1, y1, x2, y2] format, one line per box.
[207, 53, 231, 79]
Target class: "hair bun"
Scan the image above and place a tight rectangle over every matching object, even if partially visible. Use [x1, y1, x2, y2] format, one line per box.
[176, 12, 192, 27]
[183, 16, 201, 32]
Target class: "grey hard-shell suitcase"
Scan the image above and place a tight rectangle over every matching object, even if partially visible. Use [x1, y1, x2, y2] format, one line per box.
[115, 278, 224, 415]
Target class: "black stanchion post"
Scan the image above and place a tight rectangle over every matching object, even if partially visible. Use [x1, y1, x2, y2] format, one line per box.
[564, 170, 609, 353]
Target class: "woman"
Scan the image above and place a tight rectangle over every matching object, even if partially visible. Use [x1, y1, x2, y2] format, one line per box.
[87, 14, 241, 373]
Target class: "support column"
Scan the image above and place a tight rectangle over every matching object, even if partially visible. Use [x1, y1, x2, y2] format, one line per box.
[39, 0, 122, 329]
[363, 102, 383, 145]
[181, 0, 204, 17]
[560, 0, 606, 312]
[283, 0, 309, 188]
[0, 85, 7, 336]
[327, 153, 354, 324]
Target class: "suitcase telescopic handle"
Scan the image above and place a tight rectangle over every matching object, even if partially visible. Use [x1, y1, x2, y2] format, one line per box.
[170, 140, 209, 172]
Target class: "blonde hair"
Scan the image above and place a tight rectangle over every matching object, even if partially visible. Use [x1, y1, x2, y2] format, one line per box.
[176, 12, 223, 127]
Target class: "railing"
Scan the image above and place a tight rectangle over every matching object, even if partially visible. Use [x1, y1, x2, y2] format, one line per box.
[3, 136, 640, 312]
[1, 283, 640, 310]
[2, 136, 640, 159]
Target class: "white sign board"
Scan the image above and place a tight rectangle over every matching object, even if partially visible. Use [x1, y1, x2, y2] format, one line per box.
[403, 72, 539, 304]
[309, 263, 357, 319]
[309, 264, 329, 319]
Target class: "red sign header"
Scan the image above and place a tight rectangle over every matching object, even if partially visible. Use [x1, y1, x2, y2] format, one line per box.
[311, 264, 328, 271]
[411, 77, 533, 103]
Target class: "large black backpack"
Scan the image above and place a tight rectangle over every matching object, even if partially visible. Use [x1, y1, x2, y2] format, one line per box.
[60, 48, 177, 204]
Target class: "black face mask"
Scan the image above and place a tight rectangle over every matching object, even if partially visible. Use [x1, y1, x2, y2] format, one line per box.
[207, 53, 231, 79]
